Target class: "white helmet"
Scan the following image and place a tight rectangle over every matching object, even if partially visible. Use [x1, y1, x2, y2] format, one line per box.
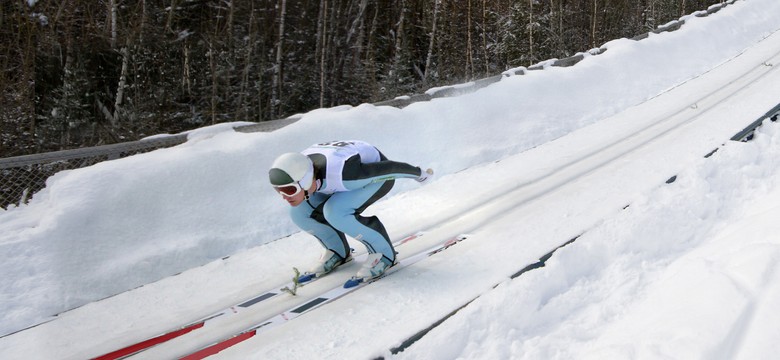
[269, 152, 314, 187]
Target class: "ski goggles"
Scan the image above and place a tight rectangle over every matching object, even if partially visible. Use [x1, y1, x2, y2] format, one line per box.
[274, 183, 303, 197]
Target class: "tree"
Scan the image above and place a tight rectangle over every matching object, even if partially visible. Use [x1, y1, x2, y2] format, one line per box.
[0, 0, 729, 157]
[271, 0, 287, 119]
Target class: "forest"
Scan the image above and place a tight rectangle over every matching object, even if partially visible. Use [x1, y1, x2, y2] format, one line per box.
[1, 0, 726, 157]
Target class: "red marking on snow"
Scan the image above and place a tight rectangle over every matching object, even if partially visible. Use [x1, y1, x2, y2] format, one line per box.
[179, 330, 257, 360]
[92, 322, 205, 360]
[399, 235, 418, 245]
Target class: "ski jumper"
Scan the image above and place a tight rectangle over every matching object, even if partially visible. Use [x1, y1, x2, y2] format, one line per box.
[288, 141, 423, 264]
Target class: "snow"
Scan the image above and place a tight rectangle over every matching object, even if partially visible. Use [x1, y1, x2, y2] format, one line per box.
[2, 0, 780, 359]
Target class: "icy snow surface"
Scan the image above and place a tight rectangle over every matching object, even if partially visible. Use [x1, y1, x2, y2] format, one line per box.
[2, 0, 780, 359]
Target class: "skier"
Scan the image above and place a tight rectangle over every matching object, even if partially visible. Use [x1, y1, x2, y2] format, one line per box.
[269, 140, 433, 282]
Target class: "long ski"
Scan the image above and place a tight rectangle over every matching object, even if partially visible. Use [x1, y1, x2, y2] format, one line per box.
[179, 234, 468, 360]
[92, 232, 425, 360]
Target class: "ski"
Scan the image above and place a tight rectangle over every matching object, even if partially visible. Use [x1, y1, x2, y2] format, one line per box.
[179, 234, 468, 360]
[92, 232, 425, 360]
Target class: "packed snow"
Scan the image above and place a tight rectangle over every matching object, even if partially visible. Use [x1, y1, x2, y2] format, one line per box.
[2, 0, 780, 359]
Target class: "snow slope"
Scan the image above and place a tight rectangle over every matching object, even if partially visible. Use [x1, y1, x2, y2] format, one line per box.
[2, 0, 780, 359]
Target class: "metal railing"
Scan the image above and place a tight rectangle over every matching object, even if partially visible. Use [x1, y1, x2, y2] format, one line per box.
[731, 103, 780, 142]
[0, 135, 187, 208]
